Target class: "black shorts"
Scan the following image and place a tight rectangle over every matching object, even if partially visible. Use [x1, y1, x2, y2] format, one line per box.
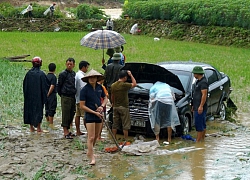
[45, 93, 57, 117]
[85, 119, 102, 123]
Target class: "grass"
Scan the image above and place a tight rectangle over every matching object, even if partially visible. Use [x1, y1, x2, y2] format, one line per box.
[0, 31, 249, 125]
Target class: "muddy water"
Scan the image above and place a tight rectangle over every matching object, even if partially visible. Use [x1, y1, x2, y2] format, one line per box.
[90, 120, 250, 180]
[3, 117, 250, 179]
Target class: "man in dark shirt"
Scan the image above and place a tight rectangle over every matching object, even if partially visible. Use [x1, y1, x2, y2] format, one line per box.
[45, 63, 57, 130]
[192, 66, 208, 142]
[104, 53, 123, 103]
[57, 58, 76, 139]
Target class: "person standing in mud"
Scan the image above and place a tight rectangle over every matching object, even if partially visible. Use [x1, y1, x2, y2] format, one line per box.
[192, 66, 208, 142]
[45, 63, 57, 130]
[23, 56, 49, 133]
[57, 58, 76, 139]
[80, 69, 108, 165]
[75, 60, 90, 136]
[111, 70, 137, 140]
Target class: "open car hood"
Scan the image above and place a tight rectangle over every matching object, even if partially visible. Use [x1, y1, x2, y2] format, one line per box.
[121, 62, 185, 93]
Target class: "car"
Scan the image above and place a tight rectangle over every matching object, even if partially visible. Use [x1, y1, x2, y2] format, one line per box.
[108, 61, 234, 137]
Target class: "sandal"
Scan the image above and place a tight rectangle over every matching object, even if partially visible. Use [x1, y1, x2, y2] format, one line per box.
[69, 132, 76, 137]
[65, 134, 73, 139]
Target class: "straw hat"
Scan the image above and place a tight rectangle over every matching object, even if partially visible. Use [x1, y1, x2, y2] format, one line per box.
[81, 69, 104, 82]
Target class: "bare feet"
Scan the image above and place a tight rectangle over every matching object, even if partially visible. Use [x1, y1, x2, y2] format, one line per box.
[30, 126, 35, 132]
[87, 152, 96, 165]
[89, 159, 95, 165]
[37, 129, 43, 134]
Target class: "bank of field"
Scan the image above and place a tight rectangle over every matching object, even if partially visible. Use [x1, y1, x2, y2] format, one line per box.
[0, 32, 249, 124]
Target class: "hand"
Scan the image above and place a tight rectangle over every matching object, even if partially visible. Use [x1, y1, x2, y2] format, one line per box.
[95, 111, 104, 119]
[198, 106, 203, 114]
[102, 58, 105, 65]
[127, 70, 132, 76]
[96, 106, 103, 113]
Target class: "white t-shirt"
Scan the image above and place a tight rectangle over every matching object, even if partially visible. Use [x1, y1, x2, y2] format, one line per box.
[130, 23, 138, 34]
[75, 70, 86, 103]
[27, 5, 33, 12]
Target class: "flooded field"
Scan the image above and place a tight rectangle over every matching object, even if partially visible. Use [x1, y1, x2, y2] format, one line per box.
[1, 114, 250, 179]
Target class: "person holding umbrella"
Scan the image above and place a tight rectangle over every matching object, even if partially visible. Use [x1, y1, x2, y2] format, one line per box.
[80, 69, 108, 165]
[104, 53, 123, 103]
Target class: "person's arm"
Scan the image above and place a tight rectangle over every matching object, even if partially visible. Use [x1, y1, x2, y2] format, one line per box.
[127, 70, 137, 88]
[198, 89, 208, 114]
[80, 101, 103, 118]
[47, 85, 55, 97]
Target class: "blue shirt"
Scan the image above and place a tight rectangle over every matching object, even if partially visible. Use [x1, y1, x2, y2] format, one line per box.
[80, 83, 105, 121]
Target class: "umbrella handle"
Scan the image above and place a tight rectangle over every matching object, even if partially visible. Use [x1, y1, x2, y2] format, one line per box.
[103, 49, 104, 60]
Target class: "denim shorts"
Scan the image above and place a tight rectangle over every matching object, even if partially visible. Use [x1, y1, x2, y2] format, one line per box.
[194, 110, 206, 132]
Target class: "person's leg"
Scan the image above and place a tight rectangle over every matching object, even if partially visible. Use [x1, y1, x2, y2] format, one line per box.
[86, 122, 96, 165]
[194, 111, 204, 142]
[49, 94, 57, 129]
[155, 134, 160, 141]
[202, 111, 207, 141]
[69, 97, 76, 134]
[75, 116, 81, 134]
[48, 116, 56, 129]
[111, 107, 119, 139]
[123, 130, 129, 140]
[121, 107, 130, 140]
[36, 123, 43, 133]
[98, 120, 104, 140]
[167, 127, 172, 142]
[61, 96, 71, 136]
[94, 122, 102, 144]
[196, 131, 203, 142]
[30, 125, 35, 132]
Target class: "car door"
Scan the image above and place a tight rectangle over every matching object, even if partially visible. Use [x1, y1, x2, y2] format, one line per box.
[204, 68, 223, 115]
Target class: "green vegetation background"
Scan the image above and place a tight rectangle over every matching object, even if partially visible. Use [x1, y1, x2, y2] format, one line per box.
[0, 32, 249, 124]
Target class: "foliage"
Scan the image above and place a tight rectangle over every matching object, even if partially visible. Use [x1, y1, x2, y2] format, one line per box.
[123, 0, 250, 29]
[76, 3, 106, 19]
[0, 2, 65, 18]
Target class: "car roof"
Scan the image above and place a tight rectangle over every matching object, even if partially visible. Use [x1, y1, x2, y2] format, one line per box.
[157, 61, 214, 72]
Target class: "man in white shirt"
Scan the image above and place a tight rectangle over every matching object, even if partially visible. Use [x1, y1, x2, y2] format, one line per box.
[75, 61, 90, 136]
[130, 23, 139, 35]
[106, 18, 114, 30]
[27, 3, 33, 18]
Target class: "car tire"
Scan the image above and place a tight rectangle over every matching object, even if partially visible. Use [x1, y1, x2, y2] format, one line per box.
[182, 115, 190, 135]
[175, 114, 190, 136]
[218, 102, 226, 120]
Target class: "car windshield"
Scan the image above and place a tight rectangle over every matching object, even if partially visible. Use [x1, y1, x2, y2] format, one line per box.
[167, 70, 191, 92]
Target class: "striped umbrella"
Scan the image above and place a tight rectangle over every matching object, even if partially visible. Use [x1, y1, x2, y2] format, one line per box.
[80, 29, 126, 58]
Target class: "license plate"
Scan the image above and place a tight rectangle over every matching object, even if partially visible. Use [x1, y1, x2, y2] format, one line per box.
[131, 119, 145, 127]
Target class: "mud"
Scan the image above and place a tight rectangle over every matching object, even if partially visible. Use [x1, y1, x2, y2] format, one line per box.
[1, 116, 250, 179]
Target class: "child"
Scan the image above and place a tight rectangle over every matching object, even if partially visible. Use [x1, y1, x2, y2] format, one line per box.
[45, 63, 57, 129]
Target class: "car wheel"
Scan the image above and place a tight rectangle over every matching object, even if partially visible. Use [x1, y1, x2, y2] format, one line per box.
[175, 114, 190, 136]
[218, 102, 226, 120]
[182, 115, 190, 135]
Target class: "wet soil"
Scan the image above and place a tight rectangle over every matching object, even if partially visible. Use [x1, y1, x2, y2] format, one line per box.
[1, 114, 250, 179]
